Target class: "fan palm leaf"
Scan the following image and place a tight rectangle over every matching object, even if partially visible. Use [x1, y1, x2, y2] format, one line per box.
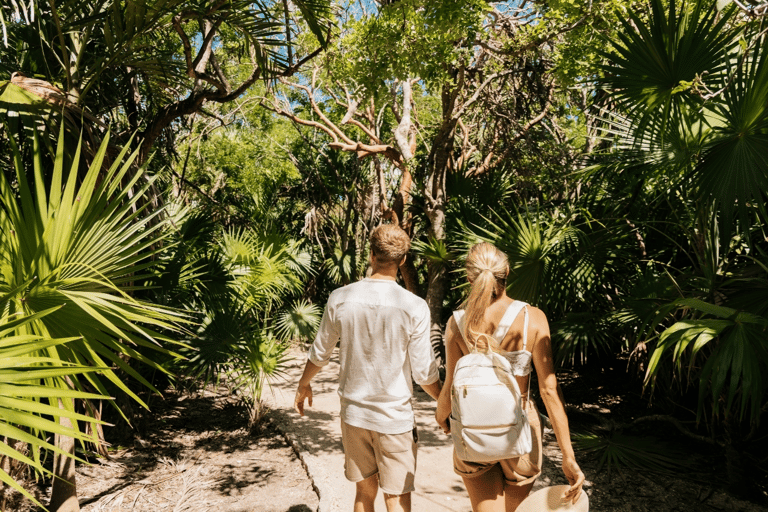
[599, 0, 733, 137]
[697, 41, 768, 228]
[645, 298, 768, 425]
[0, 125, 186, 420]
[0, 301, 112, 508]
[275, 299, 321, 342]
[573, 427, 698, 476]
[597, 0, 768, 238]
[221, 228, 311, 310]
[462, 206, 640, 363]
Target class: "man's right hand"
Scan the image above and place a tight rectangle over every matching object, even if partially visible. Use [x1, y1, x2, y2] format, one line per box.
[294, 381, 313, 416]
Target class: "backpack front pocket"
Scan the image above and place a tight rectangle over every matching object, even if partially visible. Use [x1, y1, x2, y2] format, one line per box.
[450, 416, 531, 463]
[453, 383, 519, 428]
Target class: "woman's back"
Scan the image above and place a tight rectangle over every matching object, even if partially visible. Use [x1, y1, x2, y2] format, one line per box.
[453, 297, 534, 393]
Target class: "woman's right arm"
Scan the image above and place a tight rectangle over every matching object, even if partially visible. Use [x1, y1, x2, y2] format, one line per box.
[436, 316, 462, 434]
[530, 307, 585, 505]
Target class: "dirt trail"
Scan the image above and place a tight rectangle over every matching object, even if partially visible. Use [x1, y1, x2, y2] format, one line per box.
[75, 386, 318, 512]
[16, 347, 765, 512]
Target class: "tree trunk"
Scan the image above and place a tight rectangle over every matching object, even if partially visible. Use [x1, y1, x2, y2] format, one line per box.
[422, 83, 458, 364]
[723, 414, 755, 500]
[0, 438, 10, 511]
[399, 253, 422, 296]
[49, 402, 79, 512]
[425, 205, 448, 364]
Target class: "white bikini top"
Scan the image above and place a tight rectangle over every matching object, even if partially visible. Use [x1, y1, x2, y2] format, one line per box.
[453, 300, 533, 377]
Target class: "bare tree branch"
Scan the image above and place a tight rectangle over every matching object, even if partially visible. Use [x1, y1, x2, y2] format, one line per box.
[468, 84, 555, 177]
[393, 79, 415, 160]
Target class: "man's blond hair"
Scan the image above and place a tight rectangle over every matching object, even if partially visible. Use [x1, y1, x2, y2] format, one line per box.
[370, 224, 410, 264]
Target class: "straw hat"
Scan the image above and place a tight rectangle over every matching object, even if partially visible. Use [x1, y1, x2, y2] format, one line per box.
[517, 485, 589, 512]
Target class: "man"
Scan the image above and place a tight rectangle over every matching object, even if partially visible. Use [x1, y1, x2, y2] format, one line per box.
[295, 224, 441, 512]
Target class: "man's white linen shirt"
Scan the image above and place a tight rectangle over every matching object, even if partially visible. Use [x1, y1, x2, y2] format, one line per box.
[308, 278, 439, 435]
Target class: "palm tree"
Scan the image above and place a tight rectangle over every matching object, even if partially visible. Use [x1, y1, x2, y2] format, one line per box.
[145, 207, 320, 431]
[0, 305, 109, 510]
[459, 205, 641, 365]
[593, 0, 768, 494]
[0, 125, 186, 510]
[598, 0, 768, 235]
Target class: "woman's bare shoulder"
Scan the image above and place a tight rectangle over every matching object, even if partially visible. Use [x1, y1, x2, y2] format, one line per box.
[525, 304, 547, 320]
[445, 315, 460, 339]
[525, 305, 550, 335]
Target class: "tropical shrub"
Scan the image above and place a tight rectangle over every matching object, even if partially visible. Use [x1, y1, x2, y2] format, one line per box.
[0, 305, 107, 509]
[145, 209, 319, 429]
[590, 0, 768, 493]
[0, 124, 185, 507]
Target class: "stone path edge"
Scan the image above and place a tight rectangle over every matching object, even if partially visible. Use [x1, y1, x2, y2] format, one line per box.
[274, 415, 326, 512]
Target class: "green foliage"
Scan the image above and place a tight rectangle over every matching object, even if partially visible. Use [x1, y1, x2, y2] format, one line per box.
[322, 245, 358, 286]
[0, 125, 185, 411]
[149, 207, 318, 428]
[276, 299, 322, 342]
[330, 0, 489, 94]
[0, 306, 108, 508]
[222, 228, 312, 311]
[460, 206, 639, 364]
[0, 0, 333, 177]
[573, 427, 697, 476]
[174, 109, 302, 222]
[599, 0, 733, 128]
[546, 0, 643, 84]
[597, 0, 768, 235]
[592, 0, 768, 439]
[645, 299, 768, 426]
[0, 124, 188, 506]
[412, 237, 457, 271]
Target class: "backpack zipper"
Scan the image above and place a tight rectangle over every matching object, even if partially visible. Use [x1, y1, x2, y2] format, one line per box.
[458, 383, 512, 394]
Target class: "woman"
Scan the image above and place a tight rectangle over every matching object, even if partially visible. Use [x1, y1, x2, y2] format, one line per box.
[436, 242, 585, 511]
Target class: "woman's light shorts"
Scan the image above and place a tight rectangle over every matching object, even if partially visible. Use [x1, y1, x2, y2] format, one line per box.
[453, 400, 544, 487]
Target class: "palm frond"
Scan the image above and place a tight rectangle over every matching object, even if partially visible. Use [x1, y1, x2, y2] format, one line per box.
[0, 124, 187, 421]
[697, 41, 768, 232]
[275, 299, 321, 342]
[0, 306, 112, 508]
[599, 0, 734, 137]
[645, 298, 768, 425]
[573, 427, 700, 477]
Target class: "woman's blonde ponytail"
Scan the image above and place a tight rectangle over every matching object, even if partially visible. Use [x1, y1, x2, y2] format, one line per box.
[462, 243, 509, 351]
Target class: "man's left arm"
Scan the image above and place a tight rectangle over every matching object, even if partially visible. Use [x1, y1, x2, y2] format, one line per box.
[409, 302, 441, 400]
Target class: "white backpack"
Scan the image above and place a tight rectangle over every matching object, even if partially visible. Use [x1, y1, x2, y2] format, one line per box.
[450, 301, 533, 462]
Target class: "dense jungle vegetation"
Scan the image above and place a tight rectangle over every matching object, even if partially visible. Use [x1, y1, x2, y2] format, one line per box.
[1, 0, 767, 510]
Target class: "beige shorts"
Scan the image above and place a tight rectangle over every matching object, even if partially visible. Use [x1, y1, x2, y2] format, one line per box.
[340, 421, 417, 495]
[453, 400, 544, 487]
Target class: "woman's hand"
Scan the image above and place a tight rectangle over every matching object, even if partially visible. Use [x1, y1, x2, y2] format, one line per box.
[435, 394, 451, 434]
[561, 457, 585, 504]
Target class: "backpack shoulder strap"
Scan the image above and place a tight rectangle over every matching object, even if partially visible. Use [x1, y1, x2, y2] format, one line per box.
[492, 301, 528, 343]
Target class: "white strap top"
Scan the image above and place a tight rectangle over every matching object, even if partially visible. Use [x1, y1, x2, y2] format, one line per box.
[453, 301, 533, 377]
